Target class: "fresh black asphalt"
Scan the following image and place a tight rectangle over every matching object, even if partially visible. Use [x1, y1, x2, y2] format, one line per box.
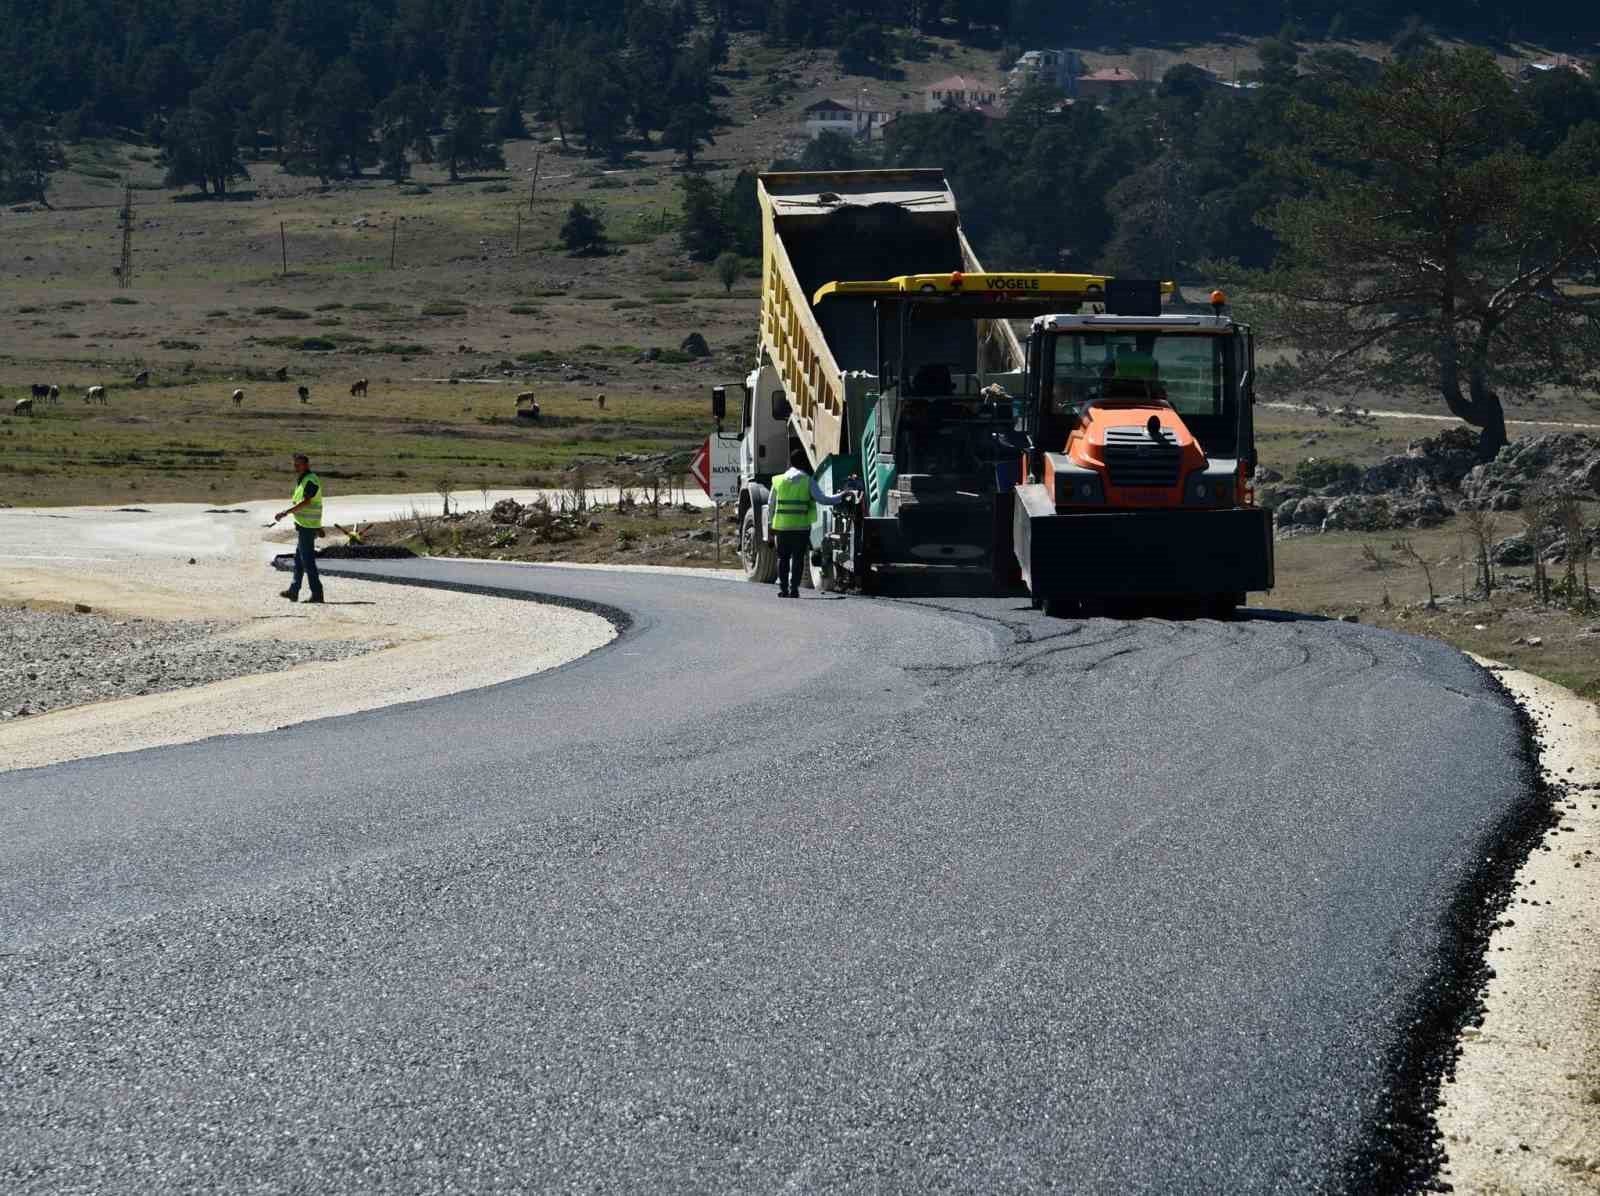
[0, 560, 1538, 1193]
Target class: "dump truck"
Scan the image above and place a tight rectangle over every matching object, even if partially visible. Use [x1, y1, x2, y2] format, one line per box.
[713, 168, 1049, 592]
[711, 168, 1273, 611]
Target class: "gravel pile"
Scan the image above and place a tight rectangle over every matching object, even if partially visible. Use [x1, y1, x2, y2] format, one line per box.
[0, 606, 382, 720]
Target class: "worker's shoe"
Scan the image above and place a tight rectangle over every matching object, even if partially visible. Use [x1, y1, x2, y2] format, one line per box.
[305, 594, 325, 604]
[278, 589, 298, 602]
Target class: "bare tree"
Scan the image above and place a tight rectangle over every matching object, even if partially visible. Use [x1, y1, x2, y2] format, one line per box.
[435, 476, 455, 518]
[1520, 483, 1554, 604]
[1555, 492, 1594, 611]
[1461, 506, 1499, 597]
[1391, 538, 1438, 608]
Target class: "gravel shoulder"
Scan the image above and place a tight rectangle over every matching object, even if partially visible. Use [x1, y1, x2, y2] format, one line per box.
[1, 604, 383, 720]
[0, 545, 615, 773]
[1438, 660, 1600, 1192]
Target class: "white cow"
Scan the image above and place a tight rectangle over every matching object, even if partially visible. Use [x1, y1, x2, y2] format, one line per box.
[85, 385, 106, 404]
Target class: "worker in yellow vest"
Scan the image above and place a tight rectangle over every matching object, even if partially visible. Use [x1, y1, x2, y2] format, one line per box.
[273, 452, 325, 604]
[769, 448, 850, 598]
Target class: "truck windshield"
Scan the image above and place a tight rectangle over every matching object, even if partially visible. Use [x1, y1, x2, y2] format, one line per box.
[1048, 332, 1233, 417]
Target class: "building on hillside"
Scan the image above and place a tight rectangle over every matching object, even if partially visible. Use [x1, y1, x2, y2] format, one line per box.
[1519, 55, 1591, 83]
[1076, 66, 1146, 103]
[801, 98, 896, 141]
[1008, 48, 1084, 97]
[924, 75, 1001, 113]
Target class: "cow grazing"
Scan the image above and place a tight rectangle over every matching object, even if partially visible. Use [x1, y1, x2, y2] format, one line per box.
[350, 378, 368, 398]
[132, 369, 150, 387]
[274, 366, 289, 381]
[297, 385, 310, 404]
[596, 392, 606, 410]
[13, 398, 34, 416]
[232, 388, 245, 406]
[48, 384, 59, 404]
[30, 383, 49, 401]
[85, 385, 106, 404]
[515, 392, 540, 421]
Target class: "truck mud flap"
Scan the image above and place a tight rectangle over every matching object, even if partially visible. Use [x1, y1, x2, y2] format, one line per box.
[1013, 485, 1274, 598]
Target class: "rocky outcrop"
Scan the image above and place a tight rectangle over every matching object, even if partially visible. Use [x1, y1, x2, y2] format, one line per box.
[1268, 427, 1594, 536]
[1460, 433, 1600, 511]
[1357, 426, 1480, 495]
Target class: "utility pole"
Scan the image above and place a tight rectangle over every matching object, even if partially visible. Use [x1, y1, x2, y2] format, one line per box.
[390, 217, 399, 269]
[529, 150, 542, 212]
[280, 221, 288, 275]
[116, 184, 134, 288]
[515, 209, 522, 255]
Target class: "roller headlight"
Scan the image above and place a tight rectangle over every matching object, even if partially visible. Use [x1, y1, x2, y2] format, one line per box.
[1059, 472, 1104, 505]
[1186, 470, 1234, 506]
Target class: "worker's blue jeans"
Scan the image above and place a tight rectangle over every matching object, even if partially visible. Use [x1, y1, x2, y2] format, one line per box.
[289, 525, 323, 599]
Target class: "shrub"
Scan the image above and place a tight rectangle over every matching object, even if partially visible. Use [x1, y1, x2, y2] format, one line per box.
[1294, 458, 1361, 489]
[107, 297, 136, 305]
[253, 305, 310, 319]
[376, 341, 432, 355]
[481, 182, 511, 193]
[420, 302, 469, 317]
[507, 304, 544, 315]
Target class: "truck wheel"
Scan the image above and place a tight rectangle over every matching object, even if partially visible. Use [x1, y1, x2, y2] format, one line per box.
[740, 507, 776, 584]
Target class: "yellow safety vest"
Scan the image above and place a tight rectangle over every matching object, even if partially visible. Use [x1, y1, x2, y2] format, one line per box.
[292, 471, 323, 529]
[770, 472, 816, 532]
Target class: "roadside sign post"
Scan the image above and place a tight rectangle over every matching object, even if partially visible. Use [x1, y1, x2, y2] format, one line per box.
[693, 436, 741, 566]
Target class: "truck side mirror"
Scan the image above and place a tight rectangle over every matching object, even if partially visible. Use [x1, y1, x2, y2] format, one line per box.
[711, 385, 727, 422]
[771, 390, 791, 421]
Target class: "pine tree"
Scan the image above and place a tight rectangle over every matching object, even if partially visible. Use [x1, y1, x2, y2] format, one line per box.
[437, 98, 505, 182]
[560, 201, 608, 255]
[679, 173, 726, 261]
[664, 103, 716, 166]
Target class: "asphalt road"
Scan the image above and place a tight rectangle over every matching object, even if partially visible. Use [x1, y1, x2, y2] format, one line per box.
[0, 560, 1539, 1194]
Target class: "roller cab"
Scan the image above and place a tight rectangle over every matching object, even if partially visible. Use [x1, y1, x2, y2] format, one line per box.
[1014, 307, 1274, 612]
